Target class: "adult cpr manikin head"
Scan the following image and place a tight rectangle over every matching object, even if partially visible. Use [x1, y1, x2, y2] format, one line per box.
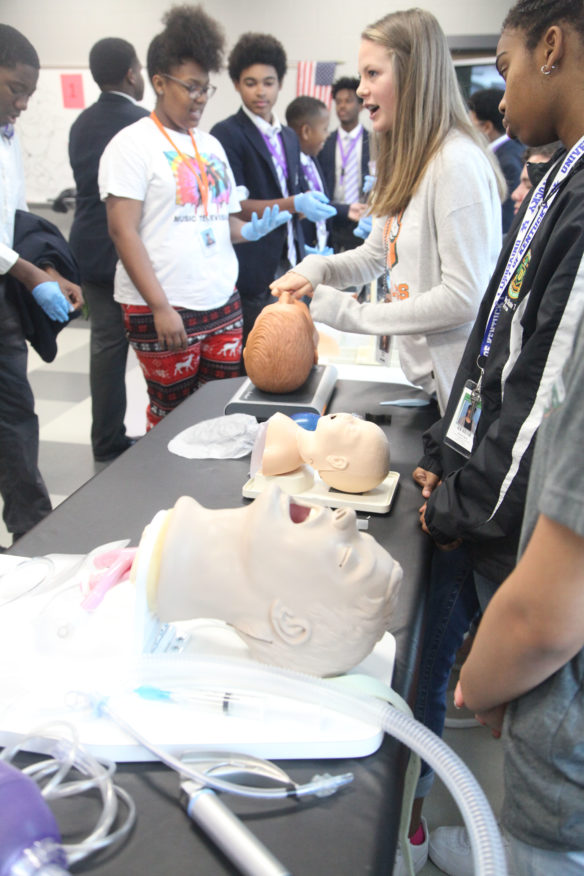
[260, 412, 391, 493]
[243, 292, 319, 392]
[144, 485, 402, 676]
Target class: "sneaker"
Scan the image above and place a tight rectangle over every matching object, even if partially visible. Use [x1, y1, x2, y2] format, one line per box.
[429, 825, 512, 876]
[429, 826, 473, 876]
[392, 816, 429, 875]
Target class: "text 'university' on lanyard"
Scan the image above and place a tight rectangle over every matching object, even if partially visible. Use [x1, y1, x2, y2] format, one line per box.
[150, 111, 210, 216]
[444, 135, 584, 459]
[476, 134, 584, 393]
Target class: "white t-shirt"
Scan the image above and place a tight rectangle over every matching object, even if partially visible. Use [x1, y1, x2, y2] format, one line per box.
[0, 131, 27, 274]
[98, 116, 241, 310]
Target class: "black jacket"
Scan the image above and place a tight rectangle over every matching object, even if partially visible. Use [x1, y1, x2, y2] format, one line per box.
[210, 109, 305, 305]
[68, 92, 149, 284]
[419, 149, 584, 583]
[7, 210, 80, 362]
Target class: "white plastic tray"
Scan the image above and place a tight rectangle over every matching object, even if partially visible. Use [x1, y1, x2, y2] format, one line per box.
[242, 468, 400, 514]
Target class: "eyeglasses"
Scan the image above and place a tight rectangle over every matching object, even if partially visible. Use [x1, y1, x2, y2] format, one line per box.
[161, 74, 217, 100]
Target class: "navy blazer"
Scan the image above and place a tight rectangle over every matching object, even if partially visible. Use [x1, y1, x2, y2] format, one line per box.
[68, 92, 149, 284]
[495, 137, 524, 234]
[319, 126, 370, 224]
[210, 108, 305, 305]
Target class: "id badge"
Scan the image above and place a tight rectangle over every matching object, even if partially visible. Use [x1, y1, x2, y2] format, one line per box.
[200, 225, 217, 258]
[444, 380, 482, 458]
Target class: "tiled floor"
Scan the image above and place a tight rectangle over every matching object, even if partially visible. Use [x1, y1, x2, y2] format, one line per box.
[0, 316, 148, 548]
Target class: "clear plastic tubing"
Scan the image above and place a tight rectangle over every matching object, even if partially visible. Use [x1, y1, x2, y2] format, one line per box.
[0, 759, 69, 875]
[136, 654, 508, 876]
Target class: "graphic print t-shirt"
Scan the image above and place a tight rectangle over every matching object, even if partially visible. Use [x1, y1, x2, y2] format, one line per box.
[99, 117, 241, 309]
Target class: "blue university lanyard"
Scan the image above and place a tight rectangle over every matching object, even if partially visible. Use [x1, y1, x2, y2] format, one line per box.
[480, 134, 584, 363]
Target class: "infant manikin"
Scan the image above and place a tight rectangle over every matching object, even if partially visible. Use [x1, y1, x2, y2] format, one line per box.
[253, 411, 391, 494]
[140, 484, 402, 676]
[243, 292, 319, 393]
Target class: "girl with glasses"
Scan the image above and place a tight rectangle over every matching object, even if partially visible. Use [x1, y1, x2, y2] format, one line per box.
[99, 5, 287, 429]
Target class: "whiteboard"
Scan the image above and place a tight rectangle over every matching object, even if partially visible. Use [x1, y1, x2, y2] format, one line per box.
[18, 68, 153, 205]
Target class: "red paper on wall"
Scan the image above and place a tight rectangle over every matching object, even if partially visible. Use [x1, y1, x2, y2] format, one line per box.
[60, 73, 85, 109]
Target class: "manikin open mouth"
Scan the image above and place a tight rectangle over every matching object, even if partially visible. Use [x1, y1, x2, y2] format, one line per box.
[289, 499, 313, 523]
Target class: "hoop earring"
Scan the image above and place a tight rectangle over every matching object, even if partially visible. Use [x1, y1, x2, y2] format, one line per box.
[541, 63, 558, 75]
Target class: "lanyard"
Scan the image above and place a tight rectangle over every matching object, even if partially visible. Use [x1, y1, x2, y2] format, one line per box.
[491, 134, 509, 154]
[150, 111, 209, 216]
[337, 126, 362, 178]
[301, 156, 323, 193]
[262, 131, 288, 182]
[480, 134, 584, 363]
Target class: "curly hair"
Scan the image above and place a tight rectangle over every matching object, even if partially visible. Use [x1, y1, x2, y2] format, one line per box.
[502, 0, 584, 50]
[0, 24, 39, 70]
[227, 33, 287, 82]
[331, 76, 361, 99]
[147, 4, 225, 78]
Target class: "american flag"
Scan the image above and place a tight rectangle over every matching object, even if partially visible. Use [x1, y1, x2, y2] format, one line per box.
[296, 61, 337, 109]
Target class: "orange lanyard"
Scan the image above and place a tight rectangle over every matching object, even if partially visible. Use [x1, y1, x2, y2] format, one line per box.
[150, 111, 209, 216]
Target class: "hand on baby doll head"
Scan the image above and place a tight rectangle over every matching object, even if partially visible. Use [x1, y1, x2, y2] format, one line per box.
[261, 411, 391, 493]
[144, 485, 402, 676]
[243, 292, 319, 393]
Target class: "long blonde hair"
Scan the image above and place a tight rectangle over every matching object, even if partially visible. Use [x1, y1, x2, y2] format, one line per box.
[363, 8, 506, 217]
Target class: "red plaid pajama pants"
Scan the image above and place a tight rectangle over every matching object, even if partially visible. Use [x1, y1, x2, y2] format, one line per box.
[122, 290, 243, 429]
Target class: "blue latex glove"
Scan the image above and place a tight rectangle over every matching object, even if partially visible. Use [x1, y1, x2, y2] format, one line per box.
[32, 281, 70, 322]
[293, 190, 337, 222]
[240, 205, 292, 241]
[362, 174, 376, 194]
[304, 244, 334, 256]
[353, 214, 373, 239]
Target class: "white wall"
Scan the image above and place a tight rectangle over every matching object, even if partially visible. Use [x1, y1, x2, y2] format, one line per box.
[3, 0, 514, 67]
[2, 0, 514, 201]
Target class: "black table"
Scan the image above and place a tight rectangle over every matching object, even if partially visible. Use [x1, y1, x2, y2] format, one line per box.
[9, 377, 437, 874]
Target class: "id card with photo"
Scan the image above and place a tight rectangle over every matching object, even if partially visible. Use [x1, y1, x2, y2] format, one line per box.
[444, 381, 482, 458]
[200, 225, 217, 258]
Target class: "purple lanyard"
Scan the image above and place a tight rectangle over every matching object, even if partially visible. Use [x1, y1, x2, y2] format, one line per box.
[302, 157, 323, 192]
[262, 131, 288, 181]
[337, 126, 362, 177]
